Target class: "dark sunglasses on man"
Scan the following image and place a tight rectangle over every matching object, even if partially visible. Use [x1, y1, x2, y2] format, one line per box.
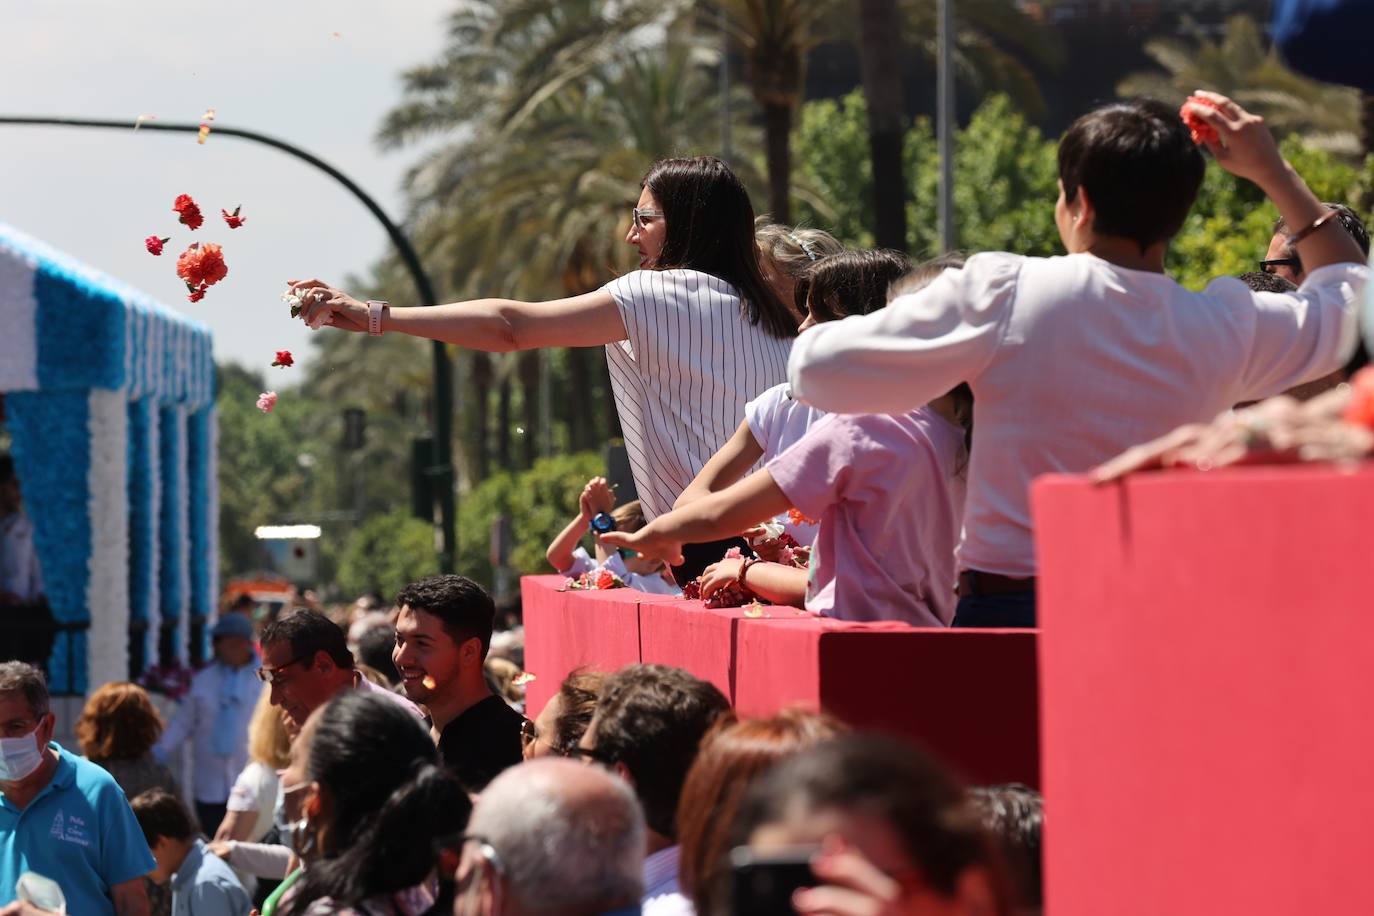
[1259, 256, 1301, 275]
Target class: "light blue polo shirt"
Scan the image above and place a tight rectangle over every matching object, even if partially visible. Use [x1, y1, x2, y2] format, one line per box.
[171, 839, 249, 916]
[0, 742, 156, 916]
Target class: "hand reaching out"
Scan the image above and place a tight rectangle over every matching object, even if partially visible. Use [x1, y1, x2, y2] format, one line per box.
[1182, 91, 1286, 187]
[599, 526, 684, 567]
[285, 279, 368, 333]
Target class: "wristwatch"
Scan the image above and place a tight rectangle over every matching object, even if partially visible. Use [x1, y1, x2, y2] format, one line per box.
[367, 300, 390, 337]
[590, 512, 617, 535]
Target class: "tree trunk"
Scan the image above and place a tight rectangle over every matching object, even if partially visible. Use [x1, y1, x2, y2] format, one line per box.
[518, 350, 540, 467]
[471, 352, 492, 481]
[858, 0, 909, 251]
[763, 101, 794, 224]
[497, 372, 513, 470]
[567, 348, 593, 452]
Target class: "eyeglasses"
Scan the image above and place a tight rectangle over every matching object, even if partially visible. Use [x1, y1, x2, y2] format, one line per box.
[435, 832, 506, 879]
[255, 657, 307, 684]
[1259, 256, 1301, 275]
[519, 718, 539, 748]
[631, 207, 662, 231]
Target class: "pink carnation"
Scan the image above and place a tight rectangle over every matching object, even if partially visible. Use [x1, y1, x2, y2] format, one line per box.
[723, 546, 744, 560]
[256, 391, 278, 414]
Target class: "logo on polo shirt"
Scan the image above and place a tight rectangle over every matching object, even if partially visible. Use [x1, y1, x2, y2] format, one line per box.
[48, 809, 92, 847]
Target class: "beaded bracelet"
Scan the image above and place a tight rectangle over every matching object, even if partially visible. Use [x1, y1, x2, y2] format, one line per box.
[1285, 209, 1340, 248]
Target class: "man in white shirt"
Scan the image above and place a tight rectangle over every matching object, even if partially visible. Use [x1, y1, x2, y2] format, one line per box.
[788, 92, 1369, 627]
[0, 455, 43, 607]
[154, 615, 261, 835]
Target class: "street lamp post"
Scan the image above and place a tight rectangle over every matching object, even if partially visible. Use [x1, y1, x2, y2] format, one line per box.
[0, 115, 458, 574]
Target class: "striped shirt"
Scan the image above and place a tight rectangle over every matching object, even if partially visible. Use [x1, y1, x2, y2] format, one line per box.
[603, 269, 793, 520]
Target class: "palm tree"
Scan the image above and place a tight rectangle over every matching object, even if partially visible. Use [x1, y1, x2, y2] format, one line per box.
[858, 0, 907, 250]
[378, 0, 761, 479]
[1118, 14, 1361, 158]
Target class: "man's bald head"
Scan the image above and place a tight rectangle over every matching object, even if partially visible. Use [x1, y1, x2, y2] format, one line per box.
[468, 758, 645, 914]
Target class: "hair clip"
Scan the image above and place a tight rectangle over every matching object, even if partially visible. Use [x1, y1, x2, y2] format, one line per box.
[790, 233, 820, 261]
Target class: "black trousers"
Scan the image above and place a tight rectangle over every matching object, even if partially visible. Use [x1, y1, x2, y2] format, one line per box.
[195, 801, 228, 837]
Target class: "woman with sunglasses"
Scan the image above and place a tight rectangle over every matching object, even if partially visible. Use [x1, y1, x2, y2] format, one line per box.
[289, 156, 797, 583]
[274, 690, 470, 916]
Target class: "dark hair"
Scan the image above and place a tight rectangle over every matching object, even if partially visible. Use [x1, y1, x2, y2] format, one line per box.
[591, 664, 731, 840]
[1237, 271, 1299, 295]
[76, 682, 164, 761]
[1058, 99, 1205, 253]
[967, 784, 1043, 911]
[131, 789, 195, 845]
[1273, 203, 1370, 273]
[394, 574, 496, 658]
[642, 157, 798, 340]
[282, 691, 471, 916]
[800, 249, 913, 323]
[678, 711, 845, 916]
[609, 500, 647, 534]
[259, 609, 353, 670]
[552, 669, 606, 757]
[356, 625, 400, 685]
[0, 454, 14, 484]
[731, 735, 1010, 913]
[0, 661, 48, 718]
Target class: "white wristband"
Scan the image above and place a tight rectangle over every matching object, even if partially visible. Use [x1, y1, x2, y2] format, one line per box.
[367, 300, 389, 337]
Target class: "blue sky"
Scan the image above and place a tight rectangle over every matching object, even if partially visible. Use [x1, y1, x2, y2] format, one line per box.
[0, 1, 454, 371]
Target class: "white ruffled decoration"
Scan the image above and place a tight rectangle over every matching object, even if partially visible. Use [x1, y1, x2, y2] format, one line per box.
[0, 241, 38, 391]
[146, 405, 163, 655]
[169, 406, 190, 665]
[86, 389, 130, 689]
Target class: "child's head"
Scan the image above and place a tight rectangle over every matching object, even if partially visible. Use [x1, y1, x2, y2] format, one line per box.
[1056, 99, 1205, 254]
[131, 789, 195, 884]
[799, 248, 913, 330]
[755, 221, 846, 311]
[607, 500, 666, 577]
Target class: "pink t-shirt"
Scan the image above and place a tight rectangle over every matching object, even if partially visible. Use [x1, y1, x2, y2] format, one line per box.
[766, 407, 967, 626]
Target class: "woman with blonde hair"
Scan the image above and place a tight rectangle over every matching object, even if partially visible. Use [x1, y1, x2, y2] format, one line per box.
[76, 681, 180, 800]
[754, 219, 845, 314]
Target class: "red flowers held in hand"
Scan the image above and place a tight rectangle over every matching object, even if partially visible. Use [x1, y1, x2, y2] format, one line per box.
[1179, 96, 1220, 147]
[173, 194, 204, 230]
[176, 242, 228, 289]
[272, 350, 294, 368]
[222, 206, 246, 229]
[145, 236, 169, 256]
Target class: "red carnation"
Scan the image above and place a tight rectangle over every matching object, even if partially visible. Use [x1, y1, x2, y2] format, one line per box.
[1179, 96, 1220, 147]
[271, 350, 294, 368]
[145, 235, 169, 256]
[595, 569, 617, 590]
[176, 242, 229, 288]
[187, 283, 208, 303]
[222, 206, 246, 229]
[173, 194, 204, 230]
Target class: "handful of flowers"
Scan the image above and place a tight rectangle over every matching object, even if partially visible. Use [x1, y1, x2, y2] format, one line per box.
[137, 662, 201, 702]
[1179, 95, 1221, 147]
[565, 568, 627, 591]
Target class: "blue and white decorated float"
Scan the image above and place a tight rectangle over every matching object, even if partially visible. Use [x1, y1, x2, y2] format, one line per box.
[0, 222, 217, 694]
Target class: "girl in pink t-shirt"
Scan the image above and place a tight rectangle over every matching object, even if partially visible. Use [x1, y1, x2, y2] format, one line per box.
[604, 259, 974, 626]
[673, 249, 914, 551]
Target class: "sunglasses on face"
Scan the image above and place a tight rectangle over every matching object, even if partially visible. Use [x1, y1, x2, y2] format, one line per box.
[1259, 256, 1301, 275]
[632, 207, 662, 231]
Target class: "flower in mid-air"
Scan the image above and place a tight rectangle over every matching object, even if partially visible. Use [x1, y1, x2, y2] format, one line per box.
[173, 194, 203, 230]
[145, 235, 169, 256]
[271, 350, 294, 368]
[176, 242, 228, 288]
[222, 206, 246, 229]
[256, 391, 278, 414]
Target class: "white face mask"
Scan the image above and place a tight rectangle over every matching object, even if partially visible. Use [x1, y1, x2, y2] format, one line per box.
[0, 723, 46, 781]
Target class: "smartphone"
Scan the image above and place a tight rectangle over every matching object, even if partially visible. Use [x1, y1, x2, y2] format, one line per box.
[729, 844, 821, 915]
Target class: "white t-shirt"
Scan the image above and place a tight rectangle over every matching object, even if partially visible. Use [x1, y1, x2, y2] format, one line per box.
[789, 251, 1368, 577]
[745, 382, 826, 545]
[603, 269, 793, 520]
[0, 509, 43, 602]
[225, 760, 278, 842]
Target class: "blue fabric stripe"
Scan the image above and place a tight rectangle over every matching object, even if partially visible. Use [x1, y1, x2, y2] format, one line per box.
[34, 264, 125, 392]
[158, 406, 186, 664]
[5, 391, 91, 694]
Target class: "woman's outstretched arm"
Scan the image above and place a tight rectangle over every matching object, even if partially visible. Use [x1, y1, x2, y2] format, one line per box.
[286, 281, 628, 352]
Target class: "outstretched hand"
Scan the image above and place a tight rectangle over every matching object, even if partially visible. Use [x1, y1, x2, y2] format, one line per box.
[286, 279, 368, 333]
[1183, 91, 1286, 187]
[599, 526, 684, 567]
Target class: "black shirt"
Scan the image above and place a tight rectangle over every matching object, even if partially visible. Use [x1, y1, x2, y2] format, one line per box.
[437, 694, 524, 792]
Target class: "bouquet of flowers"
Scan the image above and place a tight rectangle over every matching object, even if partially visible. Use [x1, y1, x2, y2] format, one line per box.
[137, 662, 201, 702]
[564, 568, 627, 591]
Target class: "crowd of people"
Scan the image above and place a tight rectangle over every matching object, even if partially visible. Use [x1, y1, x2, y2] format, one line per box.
[0, 569, 1042, 916]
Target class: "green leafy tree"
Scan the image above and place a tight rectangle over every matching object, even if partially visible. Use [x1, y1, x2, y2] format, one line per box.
[334, 509, 439, 601]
